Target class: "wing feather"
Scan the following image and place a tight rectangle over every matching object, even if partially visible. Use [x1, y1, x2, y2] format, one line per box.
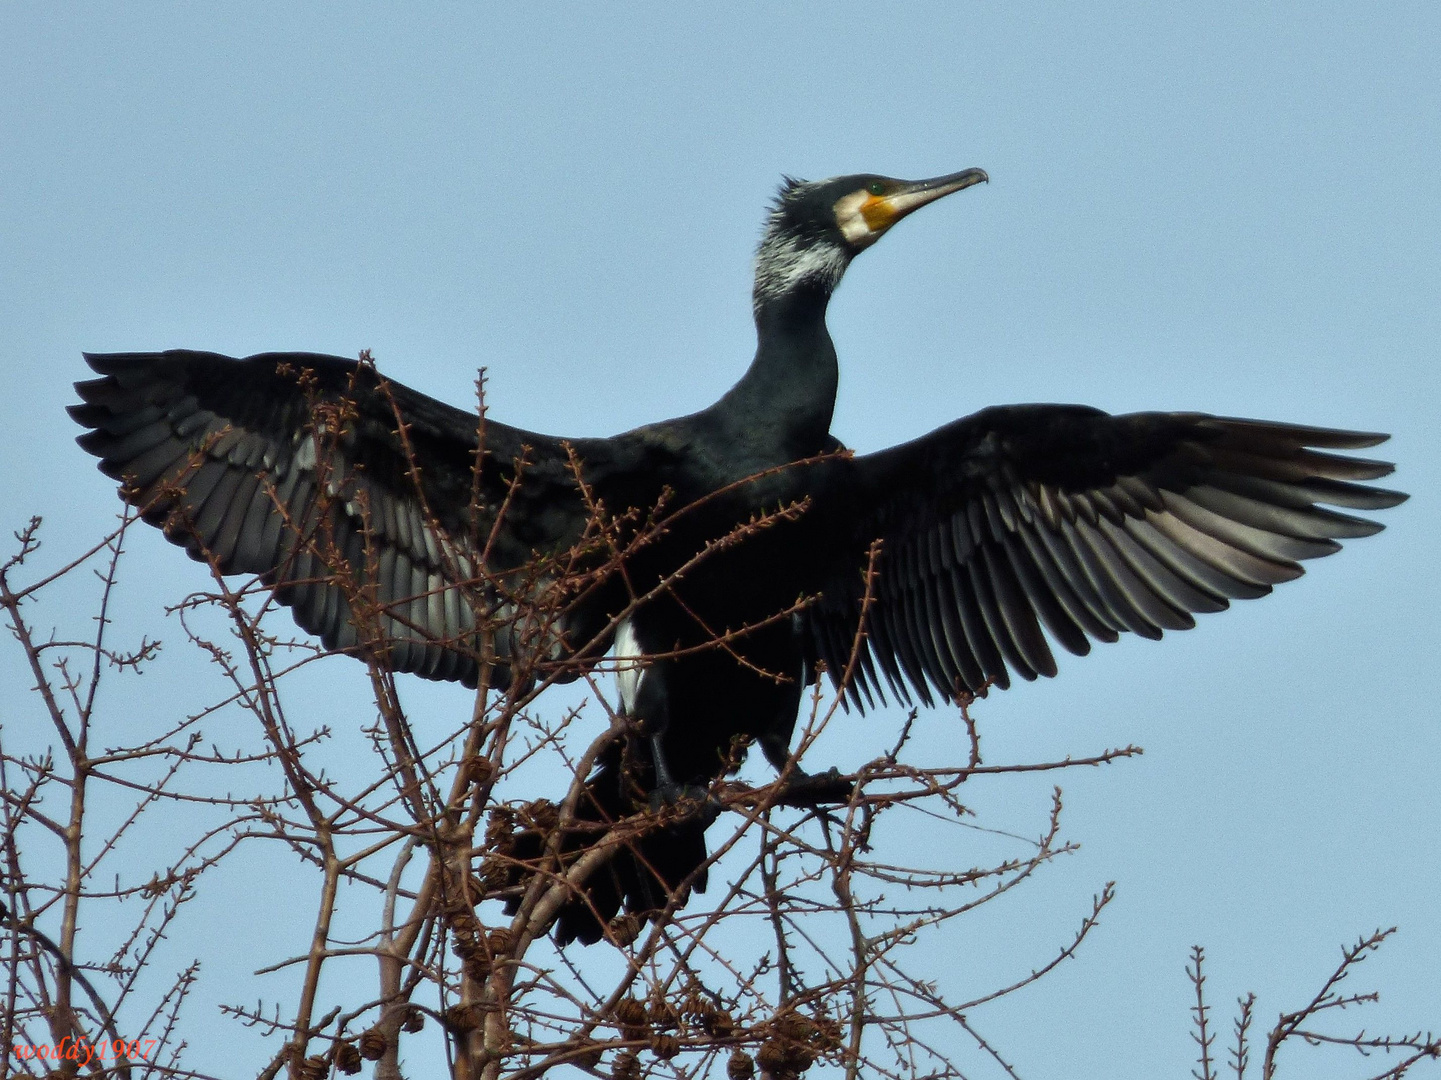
[70, 350, 603, 689]
[803, 408, 1403, 707]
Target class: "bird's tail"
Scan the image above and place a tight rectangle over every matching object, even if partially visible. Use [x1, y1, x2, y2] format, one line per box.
[499, 748, 712, 946]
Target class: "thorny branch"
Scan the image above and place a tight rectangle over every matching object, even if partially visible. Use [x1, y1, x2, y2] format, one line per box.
[1189, 931, 1439, 1080]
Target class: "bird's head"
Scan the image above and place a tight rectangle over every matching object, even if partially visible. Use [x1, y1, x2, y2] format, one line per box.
[753, 168, 988, 314]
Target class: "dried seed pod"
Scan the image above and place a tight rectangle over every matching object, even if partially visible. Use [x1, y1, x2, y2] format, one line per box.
[756, 1039, 789, 1072]
[449, 909, 483, 958]
[612, 1050, 641, 1080]
[450, 906, 483, 934]
[648, 998, 680, 1031]
[680, 988, 709, 1022]
[478, 856, 511, 891]
[485, 927, 513, 956]
[727, 1050, 755, 1080]
[649, 1032, 681, 1060]
[462, 756, 496, 787]
[333, 1041, 363, 1075]
[452, 936, 480, 960]
[612, 997, 648, 1028]
[773, 1011, 813, 1042]
[358, 1028, 388, 1060]
[569, 1043, 604, 1069]
[810, 1014, 843, 1052]
[464, 954, 492, 982]
[520, 798, 559, 830]
[485, 806, 518, 848]
[702, 1009, 736, 1038]
[443, 1002, 484, 1033]
[608, 912, 644, 946]
[294, 1055, 328, 1080]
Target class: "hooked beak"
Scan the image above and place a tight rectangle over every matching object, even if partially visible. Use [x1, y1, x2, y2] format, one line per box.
[881, 166, 985, 216]
[874, 168, 989, 227]
[838, 168, 989, 247]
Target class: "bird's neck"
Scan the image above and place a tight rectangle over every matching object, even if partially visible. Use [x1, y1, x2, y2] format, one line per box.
[716, 283, 839, 458]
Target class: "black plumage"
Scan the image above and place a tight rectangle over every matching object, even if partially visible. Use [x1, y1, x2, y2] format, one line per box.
[69, 168, 1405, 942]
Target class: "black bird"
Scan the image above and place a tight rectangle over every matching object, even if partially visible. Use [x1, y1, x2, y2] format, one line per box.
[70, 169, 1404, 942]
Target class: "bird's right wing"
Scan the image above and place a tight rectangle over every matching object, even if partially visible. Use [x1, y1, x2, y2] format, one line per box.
[71, 350, 603, 687]
[803, 405, 1406, 708]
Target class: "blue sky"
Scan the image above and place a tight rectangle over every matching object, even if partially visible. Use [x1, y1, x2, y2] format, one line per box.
[1, 5, 1437, 1077]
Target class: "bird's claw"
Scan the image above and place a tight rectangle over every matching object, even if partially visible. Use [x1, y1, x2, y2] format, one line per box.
[778, 766, 854, 807]
[647, 783, 721, 826]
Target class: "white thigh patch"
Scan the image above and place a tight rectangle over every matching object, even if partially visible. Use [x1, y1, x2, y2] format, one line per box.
[614, 617, 643, 714]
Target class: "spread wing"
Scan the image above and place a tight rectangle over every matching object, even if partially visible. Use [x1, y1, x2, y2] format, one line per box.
[71, 350, 603, 687]
[805, 405, 1406, 708]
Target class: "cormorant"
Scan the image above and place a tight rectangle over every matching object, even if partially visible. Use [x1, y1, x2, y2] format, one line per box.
[70, 168, 1405, 943]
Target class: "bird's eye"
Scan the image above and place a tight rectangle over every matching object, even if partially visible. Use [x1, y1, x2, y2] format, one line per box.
[867, 181, 886, 196]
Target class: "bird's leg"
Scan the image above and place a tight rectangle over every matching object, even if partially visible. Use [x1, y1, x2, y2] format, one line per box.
[645, 735, 720, 825]
[759, 726, 855, 806]
[647, 731, 683, 797]
[630, 663, 718, 822]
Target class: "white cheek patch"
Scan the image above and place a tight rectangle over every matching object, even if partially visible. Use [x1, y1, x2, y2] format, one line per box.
[833, 189, 876, 246]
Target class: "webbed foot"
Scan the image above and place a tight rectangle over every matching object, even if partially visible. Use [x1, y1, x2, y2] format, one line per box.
[777, 766, 854, 807]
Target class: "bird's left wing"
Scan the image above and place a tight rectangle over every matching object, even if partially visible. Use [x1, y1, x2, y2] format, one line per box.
[803, 405, 1406, 708]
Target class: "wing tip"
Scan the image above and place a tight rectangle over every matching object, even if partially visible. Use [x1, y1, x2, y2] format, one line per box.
[1219, 416, 1393, 451]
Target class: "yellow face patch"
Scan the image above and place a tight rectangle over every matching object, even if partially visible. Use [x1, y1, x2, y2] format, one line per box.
[859, 193, 899, 233]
